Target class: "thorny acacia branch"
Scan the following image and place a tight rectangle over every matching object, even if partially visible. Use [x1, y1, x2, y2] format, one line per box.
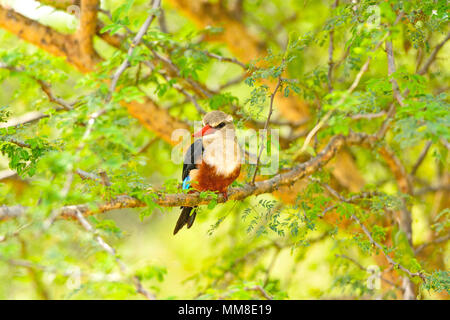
[1, 131, 375, 220]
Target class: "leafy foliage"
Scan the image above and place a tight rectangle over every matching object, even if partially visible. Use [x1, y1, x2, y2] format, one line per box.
[0, 0, 448, 300]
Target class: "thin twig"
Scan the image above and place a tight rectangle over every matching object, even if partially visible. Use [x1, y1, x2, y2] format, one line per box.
[413, 184, 450, 196]
[316, 179, 426, 282]
[352, 213, 425, 281]
[0, 223, 31, 243]
[418, 31, 450, 75]
[327, 0, 339, 92]
[296, 13, 403, 157]
[335, 254, 401, 290]
[74, 209, 156, 299]
[350, 111, 386, 120]
[386, 40, 405, 107]
[108, 0, 161, 100]
[411, 141, 432, 176]
[218, 74, 246, 90]
[1, 138, 31, 148]
[201, 50, 247, 70]
[415, 234, 450, 254]
[0, 111, 49, 129]
[244, 285, 273, 300]
[251, 76, 282, 185]
[75, 169, 111, 186]
[143, 60, 206, 114]
[0, 63, 73, 111]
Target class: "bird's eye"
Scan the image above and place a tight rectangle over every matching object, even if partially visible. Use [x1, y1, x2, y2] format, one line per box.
[215, 122, 225, 129]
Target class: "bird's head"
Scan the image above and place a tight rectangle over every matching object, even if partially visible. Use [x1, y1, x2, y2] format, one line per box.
[193, 111, 235, 141]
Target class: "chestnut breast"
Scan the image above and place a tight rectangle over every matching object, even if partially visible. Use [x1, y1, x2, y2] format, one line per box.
[195, 162, 240, 193]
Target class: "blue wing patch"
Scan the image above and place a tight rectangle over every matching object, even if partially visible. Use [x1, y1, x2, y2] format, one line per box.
[182, 176, 191, 190]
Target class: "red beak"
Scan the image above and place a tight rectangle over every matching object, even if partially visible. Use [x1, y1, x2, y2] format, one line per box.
[193, 124, 214, 137]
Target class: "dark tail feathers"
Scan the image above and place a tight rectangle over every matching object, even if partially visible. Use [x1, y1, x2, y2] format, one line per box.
[173, 206, 197, 235]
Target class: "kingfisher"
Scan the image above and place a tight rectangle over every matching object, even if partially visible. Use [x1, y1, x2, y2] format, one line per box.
[173, 111, 241, 235]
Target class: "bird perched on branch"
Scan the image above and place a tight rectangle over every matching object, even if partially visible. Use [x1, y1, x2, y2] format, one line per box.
[174, 111, 241, 235]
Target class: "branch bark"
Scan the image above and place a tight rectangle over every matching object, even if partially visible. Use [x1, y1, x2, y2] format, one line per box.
[78, 0, 100, 63]
[0, 132, 371, 220]
[0, 5, 94, 72]
[38, 0, 80, 10]
[418, 31, 450, 75]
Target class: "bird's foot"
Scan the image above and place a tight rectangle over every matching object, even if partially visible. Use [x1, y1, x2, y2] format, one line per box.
[221, 191, 228, 201]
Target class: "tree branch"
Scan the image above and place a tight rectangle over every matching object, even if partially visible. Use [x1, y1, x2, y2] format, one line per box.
[73, 209, 155, 299]
[0, 62, 73, 111]
[0, 132, 372, 220]
[411, 141, 432, 176]
[327, 0, 339, 92]
[78, 0, 100, 63]
[335, 254, 401, 290]
[418, 31, 450, 75]
[108, 0, 161, 100]
[386, 40, 405, 107]
[37, 0, 80, 10]
[317, 182, 425, 282]
[0, 111, 49, 129]
[0, 5, 95, 72]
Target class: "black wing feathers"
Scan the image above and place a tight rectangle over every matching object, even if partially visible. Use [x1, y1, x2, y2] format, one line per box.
[174, 140, 203, 235]
[182, 139, 204, 181]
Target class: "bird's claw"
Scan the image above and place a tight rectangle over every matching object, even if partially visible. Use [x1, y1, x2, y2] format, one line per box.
[221, 191, 228, 201]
